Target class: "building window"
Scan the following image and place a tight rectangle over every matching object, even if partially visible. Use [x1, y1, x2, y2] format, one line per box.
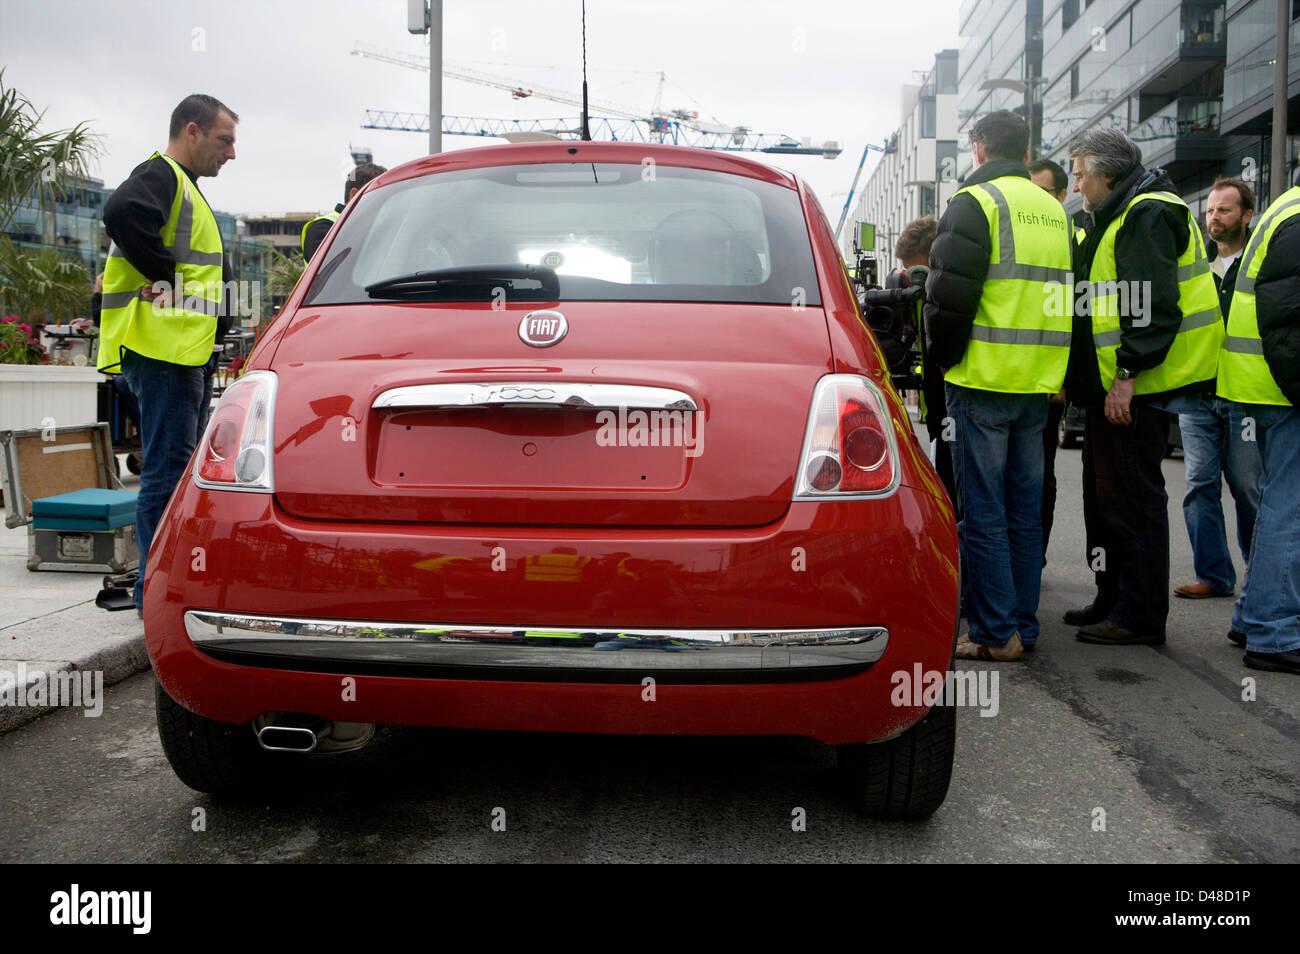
[1070, 63, 1080, 99]
[1062, 0, 1079, 31]
[937, 55, 958, 94]
[921, 99, 937, 138]
[937, 140, 958, 184]
[1181, 2, 1224, 45]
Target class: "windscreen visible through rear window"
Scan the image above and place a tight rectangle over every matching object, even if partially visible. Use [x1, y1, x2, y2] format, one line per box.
[302, 162, 822, 306]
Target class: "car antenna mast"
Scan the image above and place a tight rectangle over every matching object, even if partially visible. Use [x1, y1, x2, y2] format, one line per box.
[580, 0, 592, 141]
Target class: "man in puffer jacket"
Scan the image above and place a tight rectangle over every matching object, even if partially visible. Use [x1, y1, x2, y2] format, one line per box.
[1217, 182, 1300, 675]
[925, 110, 1073, 661]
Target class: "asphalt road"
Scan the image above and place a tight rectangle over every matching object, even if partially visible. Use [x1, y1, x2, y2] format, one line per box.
[2, 443, 1297, 863]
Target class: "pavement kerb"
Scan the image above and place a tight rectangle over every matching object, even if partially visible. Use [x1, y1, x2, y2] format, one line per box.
[0, 604, 151, 734]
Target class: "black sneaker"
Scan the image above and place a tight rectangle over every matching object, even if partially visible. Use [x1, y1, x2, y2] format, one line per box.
[1228, 630, 1246, 647]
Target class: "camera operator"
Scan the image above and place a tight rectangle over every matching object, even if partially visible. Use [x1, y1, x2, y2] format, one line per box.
[893, 217, 955, 503]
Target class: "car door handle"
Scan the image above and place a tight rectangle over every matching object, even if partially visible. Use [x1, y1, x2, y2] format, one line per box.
[372, 382, 698, 411]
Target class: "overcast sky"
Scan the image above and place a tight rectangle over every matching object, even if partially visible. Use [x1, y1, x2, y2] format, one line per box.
[0, 0, 962, 222]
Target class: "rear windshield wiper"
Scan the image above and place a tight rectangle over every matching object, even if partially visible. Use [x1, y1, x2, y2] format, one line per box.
[365, 264, 559, 299]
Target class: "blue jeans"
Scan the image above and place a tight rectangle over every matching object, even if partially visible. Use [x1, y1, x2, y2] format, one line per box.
[1230, 404, 1300, 654]
[1177, 395, 1261, 591]
[945, 383, 1048, 647]
[121, 349, 206, 607]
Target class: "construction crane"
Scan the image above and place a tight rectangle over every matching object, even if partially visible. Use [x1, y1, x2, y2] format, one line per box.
[352, 42, 842, 158]
[352, 43, 646, 119]
[361, 109, 841, 156]
[835, 140, 891, 240]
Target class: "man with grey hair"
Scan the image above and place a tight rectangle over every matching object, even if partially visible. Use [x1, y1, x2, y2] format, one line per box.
[1063, 127, 1224, 646]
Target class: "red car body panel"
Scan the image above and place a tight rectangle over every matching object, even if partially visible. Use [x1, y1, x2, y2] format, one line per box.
[146, 485, 955, 745]
[145, 141, 959, 747]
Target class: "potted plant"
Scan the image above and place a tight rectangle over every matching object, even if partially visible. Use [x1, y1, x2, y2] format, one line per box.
[0, 69, 103, 432]
[0, 316, 102, 431]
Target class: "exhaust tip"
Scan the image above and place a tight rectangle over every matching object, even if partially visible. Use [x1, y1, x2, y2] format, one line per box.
[257, 723, 324, 753]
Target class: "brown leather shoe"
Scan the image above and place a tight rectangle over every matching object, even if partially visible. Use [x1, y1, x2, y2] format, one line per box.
[1175, 581, 1234, 599]
[955, 631, 1023, 661]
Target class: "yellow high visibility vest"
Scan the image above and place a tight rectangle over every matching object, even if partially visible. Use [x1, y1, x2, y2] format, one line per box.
[943, 175, 1073, 393]
[98, 154, 223, 371]
[300, 209, 341, 257]
[1087, 190, 1223, 394]
[1216, 185, 1300, 407]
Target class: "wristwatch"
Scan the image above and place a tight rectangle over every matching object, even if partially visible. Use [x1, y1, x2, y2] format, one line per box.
[1115, 367, 1138, 380]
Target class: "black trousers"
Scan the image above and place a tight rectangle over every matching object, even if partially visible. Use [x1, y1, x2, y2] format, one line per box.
[1082, 403, 1171, 635]
[1042, 400, 1065, 561]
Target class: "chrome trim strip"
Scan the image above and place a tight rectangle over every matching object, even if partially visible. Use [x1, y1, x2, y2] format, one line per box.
[184, 611, 888, 672]
[372, 382, 697, 412]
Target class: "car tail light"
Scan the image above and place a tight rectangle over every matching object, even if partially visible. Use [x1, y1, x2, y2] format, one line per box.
[794, 375, 898, 498]
[194, 371, 277, 492]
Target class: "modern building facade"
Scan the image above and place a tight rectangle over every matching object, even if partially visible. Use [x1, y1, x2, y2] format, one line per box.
[3, 176, 113, 274]
[952, 1, 1300, 221]
[243, 214, 318, 255]
[842, 49, 960, 266]
[1037, 0, 1230, 218]
[1221, 0, 1300, 205]
[2, 178, 275, 320]
[956, 0, 1045, 182]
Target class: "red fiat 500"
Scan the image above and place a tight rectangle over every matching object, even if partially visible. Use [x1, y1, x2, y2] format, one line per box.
[147, 141, 958, 818]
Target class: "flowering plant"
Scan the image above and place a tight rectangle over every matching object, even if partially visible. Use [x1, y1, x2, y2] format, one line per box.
[0, 315, 50, 364]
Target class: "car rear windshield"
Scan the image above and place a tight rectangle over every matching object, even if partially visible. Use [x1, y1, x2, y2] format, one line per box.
[302, 161, 822, 306]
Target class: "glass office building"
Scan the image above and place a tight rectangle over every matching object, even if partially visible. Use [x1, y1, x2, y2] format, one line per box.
[956, 1, 1283, 218]
[1038, 0, 1229, 216]
[957, 0, 1045, 181]
[1221, 0, 1300, 206]
[3, 179, 273, 316]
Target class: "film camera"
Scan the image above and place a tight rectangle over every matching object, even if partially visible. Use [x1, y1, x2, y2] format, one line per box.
[851, 251, 927, 392]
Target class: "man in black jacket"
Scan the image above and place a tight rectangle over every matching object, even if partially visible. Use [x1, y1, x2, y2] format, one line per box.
[102, 94, 237, 612]
[301, 162, 387, 260]
[925, 111, 1073, 661]
[1064, 128, 1222, 645]
[1217, 183, 1300, 674]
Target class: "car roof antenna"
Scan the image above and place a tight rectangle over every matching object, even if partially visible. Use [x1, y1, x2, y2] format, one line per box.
[580, 0, 592, 141]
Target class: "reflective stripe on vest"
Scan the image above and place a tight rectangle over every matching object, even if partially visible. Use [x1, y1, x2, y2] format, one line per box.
[1088, 190, 1223, 395]
[943, 175, 1073, 393]
[300, 209, 341, 254]
[1216, 185, 1300, 407]
[97, 153, 223, 372]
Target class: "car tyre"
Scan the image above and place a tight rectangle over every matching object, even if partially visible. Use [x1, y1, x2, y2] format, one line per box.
[1057, 416, 1077, 449]
[838, 701, 955, 819]
[155, 679, 277, 798]
[126, 451, 143, 475]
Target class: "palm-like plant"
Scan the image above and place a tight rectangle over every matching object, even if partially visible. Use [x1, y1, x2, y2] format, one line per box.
[0, 67, 101, 230]
[0, 236, 91, 326]
[266, 247, 306, 306]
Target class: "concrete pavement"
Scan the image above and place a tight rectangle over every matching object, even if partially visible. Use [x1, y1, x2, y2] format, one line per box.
[0, 462, 148, 733]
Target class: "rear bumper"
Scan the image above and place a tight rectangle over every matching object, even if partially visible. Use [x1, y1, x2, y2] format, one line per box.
[146, 478, 957, 745]
[185, 610, 888, 683]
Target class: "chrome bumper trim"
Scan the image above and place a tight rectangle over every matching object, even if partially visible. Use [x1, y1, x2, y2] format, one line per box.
[184, 611, 888, 676]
